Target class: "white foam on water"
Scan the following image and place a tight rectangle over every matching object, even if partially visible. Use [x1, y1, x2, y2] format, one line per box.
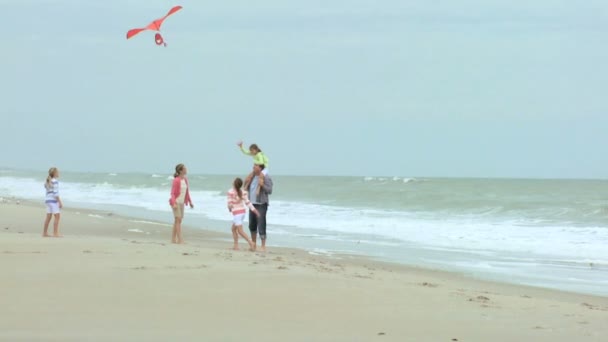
[2, 175, 608, 296]
[3, 174, 608, 294]
[1, 176, 607, 264]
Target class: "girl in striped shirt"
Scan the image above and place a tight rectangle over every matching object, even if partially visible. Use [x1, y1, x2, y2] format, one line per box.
[43, 167, 63, 237]
[227, 177, 259, 251]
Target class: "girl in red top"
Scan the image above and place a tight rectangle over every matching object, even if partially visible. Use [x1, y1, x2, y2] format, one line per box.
[169, 163, 194, 244]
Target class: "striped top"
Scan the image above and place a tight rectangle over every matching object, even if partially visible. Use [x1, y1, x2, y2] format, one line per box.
[227, 188, 255, 215]
[45, 178, 59, 203]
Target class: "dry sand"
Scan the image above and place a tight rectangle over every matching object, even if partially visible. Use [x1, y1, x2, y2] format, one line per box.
[1, 199, 606, 341]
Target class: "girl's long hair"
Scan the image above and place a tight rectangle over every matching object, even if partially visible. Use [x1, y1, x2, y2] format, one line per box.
[45, 167, 57, 190]
[233, 178, 243, 200]
[174, 164, 185, 178]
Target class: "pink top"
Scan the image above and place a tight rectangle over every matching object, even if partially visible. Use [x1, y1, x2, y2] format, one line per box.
[169, 176, 192, 206]
[227, 188, 255, 215]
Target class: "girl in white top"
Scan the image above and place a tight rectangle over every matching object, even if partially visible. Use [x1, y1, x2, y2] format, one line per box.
[227, 177, 259, 250]
[43, 167, 63, 237]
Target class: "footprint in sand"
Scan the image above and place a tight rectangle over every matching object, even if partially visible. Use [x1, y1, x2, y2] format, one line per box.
[353, 273, 373, 279]
[166, 264, 207, 270]
[277, 266, 288, 270]
[581, 303, 607, 311]
[532, 326, 548, 330]
[83, 250, 111, 255]
[468, 295, 490, 303]
[215, 252, 231, 257]
[420, 282, 438, 288]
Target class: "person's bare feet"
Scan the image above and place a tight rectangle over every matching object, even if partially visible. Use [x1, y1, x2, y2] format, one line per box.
[232, 246, 240, 251]
[42, 234, 51, 237]
[258, 246, 267, 252]
[52, 234, 63, 238]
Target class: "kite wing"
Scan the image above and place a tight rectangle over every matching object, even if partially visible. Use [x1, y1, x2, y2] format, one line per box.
[126, 5, 183, 40]
[126, 28, 147, 39]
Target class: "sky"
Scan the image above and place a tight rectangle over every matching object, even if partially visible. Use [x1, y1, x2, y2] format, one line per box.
[1, 0, 607, 178]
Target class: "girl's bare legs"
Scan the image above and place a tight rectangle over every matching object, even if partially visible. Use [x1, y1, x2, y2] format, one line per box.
[236, 226, 254, 251]
[52, 214, 62, 237]
[43, 214, 52, 237]
[176, 218, 184, 244]
[231, 224, 240, 250]
[172, 217, 182, 243]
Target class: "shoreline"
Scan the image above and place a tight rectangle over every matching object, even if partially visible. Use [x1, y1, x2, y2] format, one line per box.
[1, 198, 608, 341]
[2, 174, 606, 298]
[2, 195, 607, 299]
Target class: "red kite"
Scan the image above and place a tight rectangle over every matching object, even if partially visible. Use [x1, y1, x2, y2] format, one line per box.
[126, 5, 183, 47]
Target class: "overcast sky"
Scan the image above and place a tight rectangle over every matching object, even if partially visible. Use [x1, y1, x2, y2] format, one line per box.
[1, 0, 606, 178]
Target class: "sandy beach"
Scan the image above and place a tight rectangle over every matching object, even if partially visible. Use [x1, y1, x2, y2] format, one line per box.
[1, 199, 606, 342]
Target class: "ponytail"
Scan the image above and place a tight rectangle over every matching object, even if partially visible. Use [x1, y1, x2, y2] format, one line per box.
[234, 178, 244, 200]
[45, 167, 57, 189]
[174, 163, 185, 178]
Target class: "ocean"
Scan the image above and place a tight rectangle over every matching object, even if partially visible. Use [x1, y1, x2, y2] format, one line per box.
[1, 168, 607, 296]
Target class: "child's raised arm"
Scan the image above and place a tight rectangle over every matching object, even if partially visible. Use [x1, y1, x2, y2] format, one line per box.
[240, 145, 252, 156]
[237, 141, 252, 156]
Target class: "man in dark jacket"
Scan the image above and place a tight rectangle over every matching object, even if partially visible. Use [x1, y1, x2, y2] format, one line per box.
[244, 163, 273, 251]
